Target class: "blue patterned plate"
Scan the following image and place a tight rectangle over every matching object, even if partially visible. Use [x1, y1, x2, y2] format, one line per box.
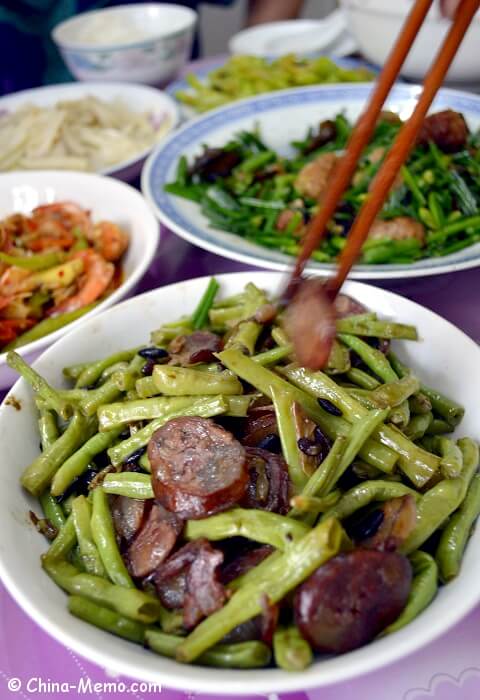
[142, 83, 480, 280]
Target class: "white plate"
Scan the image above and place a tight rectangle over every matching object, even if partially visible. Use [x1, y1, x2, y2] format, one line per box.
[0, 82, 179, 182]
[0, 270, 479, 694]
[0, 170, 159, 388]
[142, 83, 480, 280]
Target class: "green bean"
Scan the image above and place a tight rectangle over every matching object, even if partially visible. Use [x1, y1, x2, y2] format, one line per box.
[98, 396, 194, 431]
[252, 343, 293, 365]
[146, 630, 271, 668]
[436, 473, 480, 581]
[51, 427, 123, 496]
[68, 596, 147, 644]
[103, 473, 154, 500]
[63, 362, 91, 381]
[209, 283, 268, 328]
[177, 517, 342, 662]
[217, 349, 396, 473]
[91, 487, 134, 589]
[21, 411, 96, 496]
[388, 352, 465, 427]
[338, 335, 398, 383]
[345, 367, 381, 390]
[4, 304, 96, 351]
[437, 437, 464, 479]
[158, 605, 184, 634]
[107, 396, 227, 466]
[7, 351, 72, 419]
[185, 508, 309, 550]
[326, 339, 351, 374]
[289, 490, 341, 515]
[271, 387, 307, 490]
[152, 365, 243, 396]
[76, 348, 140, 388]
[404, 412, 433, 441]
[225, 320, 261, 355]
[42, 514, 77, 562]
[43, 559, 159, 623]
[271, 326, 290, 347]
[370, 375, 420, 409]
[273, 626, 313, 671]
[78, 377, 123, 416]
[402, 438, 479, 554]
[336, 318, 418, 340]
[426, 418, 454, 435]
[135, 375, 159, 398]
[71, 496, 106, 577]
[191, 277, 219, 330]
[409, 393, 432, 415]
[38, 409, 59, 449]
[322, 480, 417, 523]
[382, 551, 438, 635]
[40, 491, 66, 531]
[280, 365, 439, 487]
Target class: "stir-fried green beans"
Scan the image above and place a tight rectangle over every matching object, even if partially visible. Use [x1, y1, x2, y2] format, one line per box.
[165, 113, 480, 264]
[11, 278, 479, 673]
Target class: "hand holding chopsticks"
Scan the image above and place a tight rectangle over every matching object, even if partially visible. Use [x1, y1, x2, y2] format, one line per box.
[286, 0, 479, 369]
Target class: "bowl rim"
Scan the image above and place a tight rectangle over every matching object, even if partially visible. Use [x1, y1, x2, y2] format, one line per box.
[0, 170, 159, 367]
[0, 81, 179, 178]
[1, 270, 480, 694]
[51, 2, 198, 52]
[340, 0, 480, 24]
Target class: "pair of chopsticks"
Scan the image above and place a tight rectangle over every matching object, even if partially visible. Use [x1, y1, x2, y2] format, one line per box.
[287, 0, 479, 299]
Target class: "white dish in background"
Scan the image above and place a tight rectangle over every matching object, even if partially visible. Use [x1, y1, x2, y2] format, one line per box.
[229, 9, 357, 58]
[0, 82, 179, 182]
[0, 170, 159, 389]
[0, 270, 479, 694]
[340, 0, 480, 83]
[52, 3, 196, 86]
[142, 83, 480, 280]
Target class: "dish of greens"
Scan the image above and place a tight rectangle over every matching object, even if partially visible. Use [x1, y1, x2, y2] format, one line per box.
[10, 277, 479, 673]
[165, 108, 480, 266]
[172, 54, 375, 114]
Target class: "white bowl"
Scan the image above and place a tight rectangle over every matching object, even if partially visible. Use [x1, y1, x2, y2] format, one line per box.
[0, 170, 159, 389]
[0, 270, 479, 694]
[0, 82, 179, 182]
[52, 3, 196, 86]
[228, 10, 357, 59]
[340, 0, 480, 82]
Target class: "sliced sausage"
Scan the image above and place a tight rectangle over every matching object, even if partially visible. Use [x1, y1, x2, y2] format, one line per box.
[284, 277, 337, 370]
[155, 538, 226, 629]
[359, 495, 417, 552]
[334, 294, 367, 318]
[241, 447, 290, 515]
[294, 549, 412, 654]
[168, 331, 222, 366]
[111, 496, 147, 543]
[418, 109, 469, 153]
[220, 544, 274, 585]
[368, 217, 425, 244]
[243, 406, 278, 447]
[127, 503, 183, 579]
[302, 119, 337, 155]
[294, 152, 338, 201]
[149, 416, 248, 519]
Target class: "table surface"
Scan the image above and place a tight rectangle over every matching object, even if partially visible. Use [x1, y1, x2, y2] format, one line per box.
[2, 55, 480, 698]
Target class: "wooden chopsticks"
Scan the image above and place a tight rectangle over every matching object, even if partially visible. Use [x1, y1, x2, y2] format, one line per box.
[288, 0, 479, 299]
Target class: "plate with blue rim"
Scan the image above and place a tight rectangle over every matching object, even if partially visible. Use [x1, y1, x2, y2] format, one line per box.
[142, 83, 480, 280]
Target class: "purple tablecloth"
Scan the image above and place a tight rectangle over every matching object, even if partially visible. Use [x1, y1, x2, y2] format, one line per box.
[1, 223, 480, 700]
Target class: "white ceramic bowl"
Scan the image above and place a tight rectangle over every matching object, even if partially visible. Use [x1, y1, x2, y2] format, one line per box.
[0, 170, 159, 389]
[52, 3, 196, 86]
[340, 0, 480, 82]
[0, 270, 479, 695]
[0, 82, 179, 182]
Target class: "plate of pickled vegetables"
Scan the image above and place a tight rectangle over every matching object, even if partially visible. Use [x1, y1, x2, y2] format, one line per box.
[0, 171, 159, 388]
[144, 83, 480, 279]
[0, 271, 479, 694]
